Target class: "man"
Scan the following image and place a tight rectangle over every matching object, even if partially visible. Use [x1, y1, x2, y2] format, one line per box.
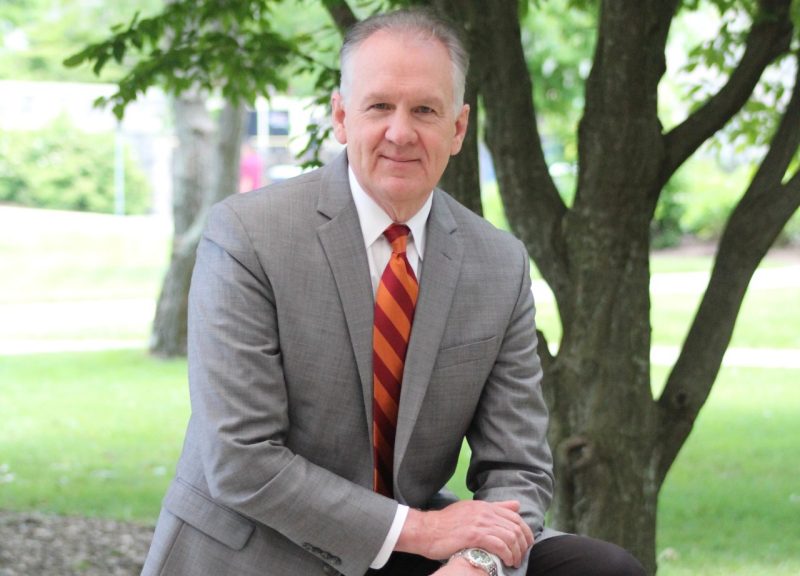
[142, 8, 645, 576]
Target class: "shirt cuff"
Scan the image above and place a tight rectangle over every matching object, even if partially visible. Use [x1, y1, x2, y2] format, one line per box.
[370, 504, 409, 569]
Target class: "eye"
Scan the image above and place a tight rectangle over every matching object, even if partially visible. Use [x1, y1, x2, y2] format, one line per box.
[369, 103, 391, 111]
[415, 106, 435, 114]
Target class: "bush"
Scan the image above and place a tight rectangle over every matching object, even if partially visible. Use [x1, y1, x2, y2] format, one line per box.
[0, 116, 151, 214]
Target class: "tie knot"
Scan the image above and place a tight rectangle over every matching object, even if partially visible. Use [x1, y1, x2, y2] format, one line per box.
[384, 224, 410, 254]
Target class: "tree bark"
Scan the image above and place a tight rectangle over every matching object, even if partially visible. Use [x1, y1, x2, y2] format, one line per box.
[434, 0, 482, 215]
[150, 96, 245, 357]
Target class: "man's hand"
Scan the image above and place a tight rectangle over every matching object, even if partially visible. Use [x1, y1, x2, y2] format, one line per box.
[395, 500, 533, 568]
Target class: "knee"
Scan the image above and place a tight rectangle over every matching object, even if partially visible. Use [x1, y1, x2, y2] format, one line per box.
[602, 544, 647, 576]
[571, 536, 647, 576]
[530, 534, 648, 576]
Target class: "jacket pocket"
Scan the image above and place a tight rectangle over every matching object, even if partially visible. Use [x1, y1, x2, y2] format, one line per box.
[435, 336, 497, 369]
[164, 478, 255, 550]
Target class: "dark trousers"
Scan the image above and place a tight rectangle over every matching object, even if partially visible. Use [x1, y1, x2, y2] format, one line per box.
[366, 534, 646, 576]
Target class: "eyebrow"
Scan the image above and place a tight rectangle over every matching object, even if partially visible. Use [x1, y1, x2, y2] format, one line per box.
[361, 92, 447, 111]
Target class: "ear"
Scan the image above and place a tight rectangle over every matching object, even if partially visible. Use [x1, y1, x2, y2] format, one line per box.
[331, 91, 348, 145]
[449, 104, 470, 156]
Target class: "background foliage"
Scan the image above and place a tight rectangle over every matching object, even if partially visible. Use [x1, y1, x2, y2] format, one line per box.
[0, 116, 152, 215]
[0, 0, 163, 82]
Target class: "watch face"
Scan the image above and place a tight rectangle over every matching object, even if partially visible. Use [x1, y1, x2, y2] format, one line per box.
[467, 548, 493, 567]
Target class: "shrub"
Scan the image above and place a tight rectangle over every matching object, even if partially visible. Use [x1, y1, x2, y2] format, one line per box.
[0, 116, 151, 214]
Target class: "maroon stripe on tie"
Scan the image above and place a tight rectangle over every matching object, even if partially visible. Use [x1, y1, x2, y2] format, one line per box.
[373, 353, 401, 400]
[379, 266, 416, 321]
[374, 306, 410, 360]
[373, 402, 397, 445]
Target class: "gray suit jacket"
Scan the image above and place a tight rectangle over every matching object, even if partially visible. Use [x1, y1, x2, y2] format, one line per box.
[142, 152, 554, 576]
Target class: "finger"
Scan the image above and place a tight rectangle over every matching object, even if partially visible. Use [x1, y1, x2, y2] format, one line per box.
[478, 533, 515, 567]
[493, 500, 521, 512]
[477, 517, 527, 566]
[492, 503, 534, 547]
[496, 517, 532, 565]
[482, 528, 527, 568]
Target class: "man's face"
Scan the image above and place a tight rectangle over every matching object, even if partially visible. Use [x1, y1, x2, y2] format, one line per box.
[331, 30, 469, 221]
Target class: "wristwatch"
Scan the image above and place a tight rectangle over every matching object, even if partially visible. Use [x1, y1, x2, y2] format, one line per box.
[451, 548, 499, 576]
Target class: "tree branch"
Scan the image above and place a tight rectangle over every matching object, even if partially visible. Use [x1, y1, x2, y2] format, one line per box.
[656, 48, 800, 483]
[471, 0, 570, 309]
[321, 0, 358, 35]
[660, 0, 793, 184]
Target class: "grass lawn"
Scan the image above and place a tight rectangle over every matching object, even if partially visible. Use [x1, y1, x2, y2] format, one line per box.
[652, 287, 800, 349]
[0, 350, 188, 521]
[531, 271, 800, 352]
[0, 206, 169, 304]
[653, 366, 800, 575]
[1, 206, 798, 574]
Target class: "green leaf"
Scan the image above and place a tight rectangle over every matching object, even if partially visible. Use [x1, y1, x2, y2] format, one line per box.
[62, 51, 88, 68]
[92, 52, 109, 76]
[112, 40, 126, 64]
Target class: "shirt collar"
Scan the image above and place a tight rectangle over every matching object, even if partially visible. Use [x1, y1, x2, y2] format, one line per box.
[348, 166, 432, 259]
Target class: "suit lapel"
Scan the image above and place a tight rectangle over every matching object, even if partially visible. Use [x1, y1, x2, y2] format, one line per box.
[316, 154, 375, 431]
[395, 191, 463, 473]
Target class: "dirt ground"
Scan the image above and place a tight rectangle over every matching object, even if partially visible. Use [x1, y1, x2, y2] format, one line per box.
[0, 511, 153, 576]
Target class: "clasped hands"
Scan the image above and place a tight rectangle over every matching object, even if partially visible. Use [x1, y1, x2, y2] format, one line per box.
[395, 500, 533, 574]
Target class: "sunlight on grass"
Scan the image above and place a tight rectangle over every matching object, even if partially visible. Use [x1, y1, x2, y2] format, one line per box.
[0, 206, 169, 303]
[655, 367, 800, 575]
[0, 350, 188, 521]
[652, 287, 800, 349]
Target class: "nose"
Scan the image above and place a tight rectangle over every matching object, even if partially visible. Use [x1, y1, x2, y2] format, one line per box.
[384, 110, 417, 146]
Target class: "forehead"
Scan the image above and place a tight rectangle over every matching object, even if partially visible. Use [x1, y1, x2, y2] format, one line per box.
[348, 30, 454, 103]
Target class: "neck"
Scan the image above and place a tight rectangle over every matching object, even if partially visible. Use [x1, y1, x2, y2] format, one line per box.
[375, 198, 428, 223]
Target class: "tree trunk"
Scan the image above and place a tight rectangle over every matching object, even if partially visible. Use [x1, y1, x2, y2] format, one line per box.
[539, 4, 675, 572]
[463, 1, 676, 572]
[438, 71, 481, 215]
[150, 95, 245, 357]
[434, 0, 482, 215]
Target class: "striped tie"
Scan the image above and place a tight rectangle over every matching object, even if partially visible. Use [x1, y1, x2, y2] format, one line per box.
[373, 224, 418, 497]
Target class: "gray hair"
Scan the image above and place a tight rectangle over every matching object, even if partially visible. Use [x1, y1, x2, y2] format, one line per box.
[338, 8, 469, 114]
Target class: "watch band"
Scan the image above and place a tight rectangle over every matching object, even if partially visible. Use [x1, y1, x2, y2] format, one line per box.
[450, 548, 499, 576]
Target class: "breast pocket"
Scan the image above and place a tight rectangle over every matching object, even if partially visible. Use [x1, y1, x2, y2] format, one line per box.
[434, 336, 497, 370]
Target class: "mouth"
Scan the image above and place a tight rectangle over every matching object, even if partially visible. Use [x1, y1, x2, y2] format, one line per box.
[380, 155, 418, 164]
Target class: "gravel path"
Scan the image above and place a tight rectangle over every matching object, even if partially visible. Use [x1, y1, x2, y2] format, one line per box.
[0, 511, 153, 576]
